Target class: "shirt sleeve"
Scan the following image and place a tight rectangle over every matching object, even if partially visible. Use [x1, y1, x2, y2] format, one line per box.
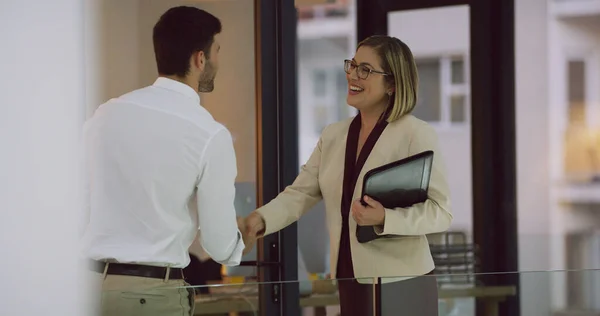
[255, 131, 324, 236]
[196, 128, 245, 266]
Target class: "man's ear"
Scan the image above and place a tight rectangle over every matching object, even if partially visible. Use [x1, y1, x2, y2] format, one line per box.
[192, 51, 206, 72]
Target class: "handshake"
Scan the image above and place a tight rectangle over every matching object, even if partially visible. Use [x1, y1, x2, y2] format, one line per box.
[236, 212, 266, 255]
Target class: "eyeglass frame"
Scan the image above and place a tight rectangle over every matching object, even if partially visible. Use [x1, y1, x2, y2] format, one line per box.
[343, 59, 391, 80]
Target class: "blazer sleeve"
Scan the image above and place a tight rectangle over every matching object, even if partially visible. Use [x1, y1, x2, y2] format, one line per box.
[255, 133, 324, 236]
[375, 122, 453, 236]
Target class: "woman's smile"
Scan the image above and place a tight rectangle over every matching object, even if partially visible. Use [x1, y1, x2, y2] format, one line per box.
[348, 83, 365, 96]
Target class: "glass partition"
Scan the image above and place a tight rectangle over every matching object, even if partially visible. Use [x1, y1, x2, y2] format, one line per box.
[292, 0, 476, 292]
[97, 269, 600, 316]
[387, 3, 474, 254]
[174, 0, 259, 287]
[295, 0, 357, 280]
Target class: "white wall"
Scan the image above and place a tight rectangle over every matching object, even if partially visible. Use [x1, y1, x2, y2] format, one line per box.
[0, 0, 87, 315]
[515, 0, 552, 315]
[517, 0, 552, 270]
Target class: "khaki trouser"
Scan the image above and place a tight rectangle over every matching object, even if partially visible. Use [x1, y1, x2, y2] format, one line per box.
[97, 272, 195, 316]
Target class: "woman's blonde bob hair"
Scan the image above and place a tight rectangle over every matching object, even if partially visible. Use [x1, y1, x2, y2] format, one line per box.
[357, 35, 419, 122]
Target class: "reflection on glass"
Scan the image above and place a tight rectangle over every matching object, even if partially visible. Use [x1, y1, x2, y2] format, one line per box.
[191, 0, 258, 287]
[387, 11, 473, 315]
[296, 0, 355, 292]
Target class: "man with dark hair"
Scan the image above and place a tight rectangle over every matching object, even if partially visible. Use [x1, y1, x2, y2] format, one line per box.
[153, 6, 222, 92]
[81, 6, 250, 316]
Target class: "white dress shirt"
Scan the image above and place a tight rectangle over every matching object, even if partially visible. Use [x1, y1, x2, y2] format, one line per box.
[81, 77, 245, 268]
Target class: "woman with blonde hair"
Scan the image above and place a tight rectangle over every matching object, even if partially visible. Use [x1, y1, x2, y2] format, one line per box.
[245, 35, 452, 315]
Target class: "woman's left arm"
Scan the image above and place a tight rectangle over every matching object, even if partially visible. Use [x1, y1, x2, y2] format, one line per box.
[374, 122, 452, 236]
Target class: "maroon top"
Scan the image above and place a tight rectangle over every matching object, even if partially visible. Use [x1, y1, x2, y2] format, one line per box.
[336, 113, 388, 316]
[337, 113, 389, 279]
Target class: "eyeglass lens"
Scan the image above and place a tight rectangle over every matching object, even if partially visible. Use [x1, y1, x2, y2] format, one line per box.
[344, 60, 368, 79]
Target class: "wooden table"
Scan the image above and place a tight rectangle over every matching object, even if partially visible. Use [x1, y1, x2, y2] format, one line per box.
[194, 285, 516, 316]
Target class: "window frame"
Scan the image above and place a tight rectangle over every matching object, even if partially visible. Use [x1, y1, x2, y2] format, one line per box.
[563, 47, 600, 129]
[413, 53, 471, 129]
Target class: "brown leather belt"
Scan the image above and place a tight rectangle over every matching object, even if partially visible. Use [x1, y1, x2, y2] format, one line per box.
[91, 260, 184, 280]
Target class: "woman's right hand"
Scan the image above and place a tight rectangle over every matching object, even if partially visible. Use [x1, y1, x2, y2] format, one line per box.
[245, 211, 266, 238]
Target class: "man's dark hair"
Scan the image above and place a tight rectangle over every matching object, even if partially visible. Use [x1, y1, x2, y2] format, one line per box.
[153, 6, 222, 78]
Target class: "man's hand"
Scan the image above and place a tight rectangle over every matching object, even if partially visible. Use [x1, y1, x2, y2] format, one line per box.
[245, 211, 266, 238]
[237, 216, 255, 255]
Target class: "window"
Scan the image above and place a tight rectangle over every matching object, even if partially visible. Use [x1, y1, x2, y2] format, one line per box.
[567, 60, 586, 126]
[451, 95, 466, 123]
[563, 58, 595, 176]
[412, 56, 470, 126]
[413, 59, 442, 122]
[451, 59, 465, 84]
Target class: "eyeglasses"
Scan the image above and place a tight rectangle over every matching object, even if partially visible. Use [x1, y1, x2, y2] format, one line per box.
[344, 59, 390, 80]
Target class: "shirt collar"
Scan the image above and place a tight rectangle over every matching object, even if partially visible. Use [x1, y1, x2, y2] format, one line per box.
[153, 77, 200, 104]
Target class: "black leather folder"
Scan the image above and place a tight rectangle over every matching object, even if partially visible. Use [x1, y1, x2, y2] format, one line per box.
[356, 150, 434, 243]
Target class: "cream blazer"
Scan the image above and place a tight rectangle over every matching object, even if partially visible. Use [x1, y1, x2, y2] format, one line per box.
[256, 114, 452, 284]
